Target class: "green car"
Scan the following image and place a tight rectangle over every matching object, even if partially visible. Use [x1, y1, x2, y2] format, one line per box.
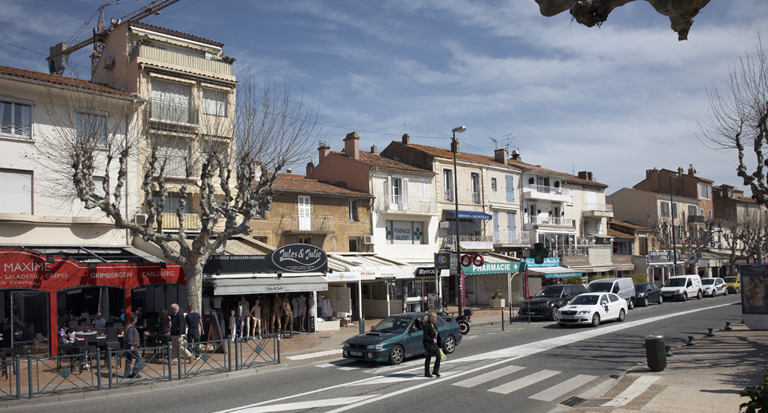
[342, 312, 462, 365]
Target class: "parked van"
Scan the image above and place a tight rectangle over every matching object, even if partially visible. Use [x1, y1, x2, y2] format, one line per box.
[661, 274, 703, 301]
[587, 278, 637, 309]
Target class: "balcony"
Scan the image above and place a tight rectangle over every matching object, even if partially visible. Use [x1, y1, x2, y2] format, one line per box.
[129, 44, 233, 78]
[583, 203, 614, 218]
[524, 216, 575, 231]
[442, 235, 494, 251]
[149, 99, 199, 126]
[493, 230, 531, 246]
[523, 184, 572, 203]
[153, 212, 201, 231]
[376, 195, 438, 215]
[471, 192, 481, 204]
[281, 214, 334, 234]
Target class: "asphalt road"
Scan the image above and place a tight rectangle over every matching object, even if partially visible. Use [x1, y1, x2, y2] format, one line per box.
[10, 294, 742, 413]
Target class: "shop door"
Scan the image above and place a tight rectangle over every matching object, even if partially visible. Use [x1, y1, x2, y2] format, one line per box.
[298, 195, 311, 231]
[10, 291, 49, 355]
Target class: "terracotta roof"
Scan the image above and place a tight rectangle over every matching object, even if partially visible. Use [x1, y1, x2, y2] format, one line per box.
[608, 219, 653, 231]
[0, 65, 132, 97]
[607, 227, 634, 238]
[336, 150, 434, 174]
[268, 174, 372, 198]
[129, 22, 224, 48]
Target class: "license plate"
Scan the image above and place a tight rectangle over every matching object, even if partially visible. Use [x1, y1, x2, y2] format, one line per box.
[350, 351, 363, 357]
[560, 315, 574, 320]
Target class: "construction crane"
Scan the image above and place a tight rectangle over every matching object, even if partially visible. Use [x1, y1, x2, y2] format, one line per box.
[47, 0, 180, 75]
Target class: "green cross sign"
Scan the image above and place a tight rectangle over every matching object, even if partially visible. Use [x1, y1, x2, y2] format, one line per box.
[413, 228, 423, 240]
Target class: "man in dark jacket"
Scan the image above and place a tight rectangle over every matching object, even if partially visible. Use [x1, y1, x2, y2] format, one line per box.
[170, 303, 187, 361]
[423, 312, 442, 378]
[124, 314, 142, 378]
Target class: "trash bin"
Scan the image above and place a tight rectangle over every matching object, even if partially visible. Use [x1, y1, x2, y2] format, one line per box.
[645, 335, 666, 372]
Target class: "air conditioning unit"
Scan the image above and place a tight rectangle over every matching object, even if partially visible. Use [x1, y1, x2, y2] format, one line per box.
[134, 214, 148, 225]
[363, 235, 374, 245]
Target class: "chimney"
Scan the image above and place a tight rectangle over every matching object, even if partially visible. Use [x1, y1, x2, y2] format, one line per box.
[318, 142, 331, 163]
[688, 164, 696, 176]
[494, 148, 508, 165]
[510, 149, 520, 161]
[402, 133, 410, 145]
[578, 171, 588, 180]
[371, 145, 378, 154]
[286, 167, 292, 174]
[677, 167, 684, 176]
[344, 132, 360, 159]
[306, 162, 314, 178]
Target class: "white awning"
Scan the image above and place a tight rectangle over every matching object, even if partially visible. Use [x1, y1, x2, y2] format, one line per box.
[209, 275, 328, 295]
[528, 266, 582, 278]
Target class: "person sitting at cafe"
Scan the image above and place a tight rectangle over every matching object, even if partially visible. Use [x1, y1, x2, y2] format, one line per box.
[91, 312, 107, 329]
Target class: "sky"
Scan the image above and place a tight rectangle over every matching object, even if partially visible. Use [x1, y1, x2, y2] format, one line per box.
[1, 0, 767, 196]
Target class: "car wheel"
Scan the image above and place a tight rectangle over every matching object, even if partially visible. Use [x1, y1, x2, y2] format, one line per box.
[658, 295, 663, 305]
[443, 335, 456, 354]
[628, 298, 635, 310]
[696, 290, 702, 299]
[724, 289, 728, 296]
[388, 345, 405, 365]
[682, 292, 687, 302]
[618, 309, 626, 322]
[549, 307, 559, 321]
[643, 297, 649, 307]
[591, 313, 601, 327]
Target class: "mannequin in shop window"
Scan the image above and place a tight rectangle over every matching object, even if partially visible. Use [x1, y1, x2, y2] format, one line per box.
[261, 296, 272, 335]
[297, 294, 307, 332]
[282, 294, 293, 337]
[291, 295, 299, 332]
[271, 295, 284, 337]
[229, 310, 236, 341]
[237, 296, 250, 338]
[250, 298, 262, 336]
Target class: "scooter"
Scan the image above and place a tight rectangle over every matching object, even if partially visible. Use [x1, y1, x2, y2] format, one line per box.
[438, 307, 473, 335]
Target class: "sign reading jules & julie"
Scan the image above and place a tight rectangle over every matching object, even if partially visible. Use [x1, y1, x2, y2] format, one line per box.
[204, 244, 328, 275]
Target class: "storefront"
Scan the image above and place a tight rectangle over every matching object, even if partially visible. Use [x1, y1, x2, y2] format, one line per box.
[460, 254, 523, 306]
[524, 257, 582, 293]
[0, 247, 183, 357]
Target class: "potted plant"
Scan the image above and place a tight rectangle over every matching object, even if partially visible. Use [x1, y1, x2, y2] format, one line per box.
[490, 286, 505, 308]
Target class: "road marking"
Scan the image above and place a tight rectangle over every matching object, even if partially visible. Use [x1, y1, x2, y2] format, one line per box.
[315, 359, 355, 368]
[286, 350, 341, 360]
[452, 364, 525, 388]
[489, 369, 560, 395]
[351, 374, 431, 385]
[601, 376, 660, 407]
[529, 374, 598, 402]
[230, 395, 380, 412]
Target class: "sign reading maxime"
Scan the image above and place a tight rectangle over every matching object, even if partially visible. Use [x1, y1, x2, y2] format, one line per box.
[204, 244, 328, 275]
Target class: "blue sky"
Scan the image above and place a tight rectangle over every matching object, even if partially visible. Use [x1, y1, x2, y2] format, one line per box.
[1, 0, 767, 195]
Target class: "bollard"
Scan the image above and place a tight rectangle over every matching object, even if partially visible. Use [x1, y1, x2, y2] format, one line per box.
[645, 335, 666, 372]
[725, 321, 733, 331]
[706, 328, 715, 337]
[501, 308, 505, 331]
[665, 345, 674, 358]
[686, 336, 697, 346]
[359, 315, 365, 334]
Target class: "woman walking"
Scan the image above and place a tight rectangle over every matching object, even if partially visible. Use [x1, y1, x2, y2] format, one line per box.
[423, 311, 442, 378]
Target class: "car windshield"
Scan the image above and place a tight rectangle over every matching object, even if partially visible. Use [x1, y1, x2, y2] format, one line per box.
[570, 295, 599, 305]
[665, 278, 687, 287]
[588, 283, 612, 293]
[724, 277, 738, 283]
[535, 287, 564, 298]
[371, 317, 412, 334]
[702, 279, 715, 285]
[635, 283, 650, 289]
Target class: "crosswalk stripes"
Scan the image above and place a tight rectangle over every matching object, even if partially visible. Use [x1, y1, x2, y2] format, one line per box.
[488, 369, 561, 395]
[452, 364, 525, 388]
[529, 374, 598, 402]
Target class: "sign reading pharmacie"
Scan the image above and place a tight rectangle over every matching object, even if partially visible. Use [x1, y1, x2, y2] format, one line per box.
[204, 243, 328, 275]
[461, 260, 523, 275]
[0, 248, 183, 291]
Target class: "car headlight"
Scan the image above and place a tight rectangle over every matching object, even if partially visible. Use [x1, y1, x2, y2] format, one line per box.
[577, 310, 591, 315]
[342, 342, 350, 349]
[367, 344, 383, 350]
[637, 292, 645, 297]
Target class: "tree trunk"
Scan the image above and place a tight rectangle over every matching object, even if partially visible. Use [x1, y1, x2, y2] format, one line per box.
[184, 262, 204, 313]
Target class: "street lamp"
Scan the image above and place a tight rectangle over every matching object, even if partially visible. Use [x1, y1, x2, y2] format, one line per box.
[669, 173, 679, 278]
[452, 125, 467, 314]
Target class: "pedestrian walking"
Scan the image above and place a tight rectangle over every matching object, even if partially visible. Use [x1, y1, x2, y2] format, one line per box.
[185, 305, 203, 358]
[124, 314, 142, 379]
[423, 311, 442, 378]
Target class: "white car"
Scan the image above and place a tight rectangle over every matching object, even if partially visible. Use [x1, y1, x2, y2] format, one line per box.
[702, 277, 728, 297]
[556, 292, 628, 327]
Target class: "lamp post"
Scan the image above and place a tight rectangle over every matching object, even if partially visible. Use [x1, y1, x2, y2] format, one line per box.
[452, 125, 467, 314]
[669, 173, 679, 278]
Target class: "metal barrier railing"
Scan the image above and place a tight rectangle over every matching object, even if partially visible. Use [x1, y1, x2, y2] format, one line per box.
[235, 334, 279, 370]
[27, 351, 101, 398]
[0, 357, 20, 400]
[107, 344, 173, 388]
[179, 338, 231, 379]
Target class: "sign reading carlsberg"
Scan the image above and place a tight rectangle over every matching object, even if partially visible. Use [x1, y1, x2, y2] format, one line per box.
[271, 244, 327, 273]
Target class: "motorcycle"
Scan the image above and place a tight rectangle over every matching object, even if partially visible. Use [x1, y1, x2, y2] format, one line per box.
[438, 307, 473, 335]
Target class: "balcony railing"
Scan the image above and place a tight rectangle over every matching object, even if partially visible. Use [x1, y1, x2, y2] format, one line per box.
[523, 184, 572, 202]
[281, 214, 334, 233]
[529, 216, 574, 226]
[153, 212, 201, 231]
[150, 99, 199, 126]
[471, 192, 481, 204]
[583, 203, 614, 218]
[377, 195, 438, 214]
[493, 230, 531, 245]
[129, 44, 233, 77]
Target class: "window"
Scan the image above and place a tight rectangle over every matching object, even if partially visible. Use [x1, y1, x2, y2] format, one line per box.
[298, 237, 311, 244]
[348, 200, 358, 221]
[386, 220, 425, 244]
[491, 178, 497, 191]
[298, 195, 311, 231]
[156, 137, 191, 177]
[348, 237, 360, 252]
[698, 183, 711, 199]
[660, 201, 670, 217]
[672, 203, 678, 218]
[506, 175, 514, 202]
[708, 210, 713, 221]
[1, 99, 32, 138]
[419, 181, 430, 202]
[688, 205, 697, 217]
[152, 195, 190, 213]
[443, 169, 453, 201]
[151, 80, 193, 124]
[0, 169, 33, 214]
[471, 172, 480, 204]
[77, 111, 107, 146]
[202, 89, 227, 116]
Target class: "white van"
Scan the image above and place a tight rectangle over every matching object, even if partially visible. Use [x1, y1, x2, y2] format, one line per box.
[587, 278, 637, 309]
[661, 275, 703, 301]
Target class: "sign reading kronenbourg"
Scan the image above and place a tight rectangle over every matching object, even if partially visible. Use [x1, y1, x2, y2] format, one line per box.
[271, 244, 328, 273]
[461, 261, 522, 275]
